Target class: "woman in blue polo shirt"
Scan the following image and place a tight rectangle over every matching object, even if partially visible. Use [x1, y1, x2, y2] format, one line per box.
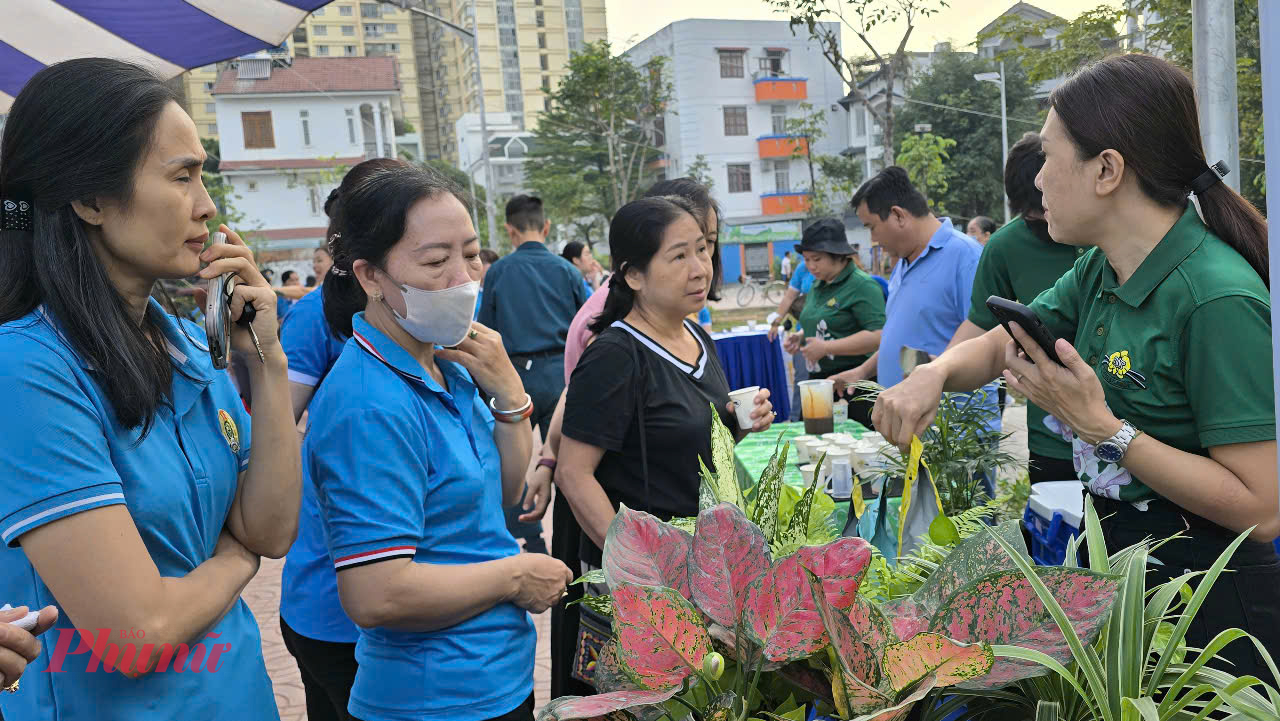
[0, 59, 301, 720]
[875, 54, 1278, 684]
[279, 157, 409, 721]
[307, 163, 572, 721]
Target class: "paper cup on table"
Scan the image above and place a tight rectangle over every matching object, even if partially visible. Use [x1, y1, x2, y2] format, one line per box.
[860, 431, 884, 446]
[792, 435, 818, 463]
[823, 432, 854, 445]
[728, 386, 761, 430]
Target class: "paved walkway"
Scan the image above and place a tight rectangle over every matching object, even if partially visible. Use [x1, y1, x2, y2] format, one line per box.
[243, 513, 556, 721]
[245, 405, 1027, 719]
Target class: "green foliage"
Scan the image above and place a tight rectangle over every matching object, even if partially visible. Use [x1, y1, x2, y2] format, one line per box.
[977, 5, 1125, 86]
[896, 133, 956, 212]
[945, 497, 1280, 721]
[852, 382, 1015, 516]
[893, 51, 1040, 220]
[527, 40, 670, 246]
[979, 1, 1266, 215]
[766, 0, 950, 167]
[686, 155, 714, 191]
[420, 159, 491, 245]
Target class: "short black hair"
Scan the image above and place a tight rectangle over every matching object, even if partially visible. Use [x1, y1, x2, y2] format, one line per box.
[971, 216, 998, 234]
[479, 248, 500, 265]
[850, 166, 929, 219]
[1006, 131, 1046, 218]
[281, 270, 298, 283]
[505, 194, 546, 233]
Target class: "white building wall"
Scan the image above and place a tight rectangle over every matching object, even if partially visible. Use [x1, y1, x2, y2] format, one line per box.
[625, 19, 849, 224]
[223, 172, 335, 233]
[215, 92, 395, 163]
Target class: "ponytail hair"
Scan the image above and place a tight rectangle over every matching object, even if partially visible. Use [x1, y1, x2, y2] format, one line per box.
[589, 196, 700, 335]
[1050, 54, 1268, 286]
[322, 161, 471, 337]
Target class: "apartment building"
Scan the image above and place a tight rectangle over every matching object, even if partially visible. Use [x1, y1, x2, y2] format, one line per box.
[625, 19, 851, 282]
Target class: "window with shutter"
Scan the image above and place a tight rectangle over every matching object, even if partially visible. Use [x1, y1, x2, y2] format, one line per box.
[241, 111, 274, 149]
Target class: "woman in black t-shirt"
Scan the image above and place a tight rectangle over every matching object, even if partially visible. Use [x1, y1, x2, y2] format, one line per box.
[559, 196, 775, 566]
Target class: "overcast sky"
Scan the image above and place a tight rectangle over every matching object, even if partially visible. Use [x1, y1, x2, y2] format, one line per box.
[606, 0, 1107, 55]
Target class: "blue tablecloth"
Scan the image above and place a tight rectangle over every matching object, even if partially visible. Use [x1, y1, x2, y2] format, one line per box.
[712, 331, 791, 421]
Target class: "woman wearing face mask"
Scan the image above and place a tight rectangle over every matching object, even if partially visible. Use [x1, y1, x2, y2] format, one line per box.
[306, 164, 571, 721]
[557, 195, 773, 687]
[874, 53, 1278, 684]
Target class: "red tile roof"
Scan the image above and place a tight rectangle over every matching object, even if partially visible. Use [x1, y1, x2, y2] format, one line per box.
[253, 227, 330, 241]
[219, 156, 366, 171]
[211, 57, 399, 96]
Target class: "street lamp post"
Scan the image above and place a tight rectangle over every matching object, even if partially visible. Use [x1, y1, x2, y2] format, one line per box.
[974, 61, 1009, 223]
[388, 0, 498, 248]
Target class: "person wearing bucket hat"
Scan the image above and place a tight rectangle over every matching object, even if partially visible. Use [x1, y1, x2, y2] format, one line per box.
[782, 218, 886, 427]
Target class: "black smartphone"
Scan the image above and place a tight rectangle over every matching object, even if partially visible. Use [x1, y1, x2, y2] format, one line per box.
[985, 295, 1063, 365]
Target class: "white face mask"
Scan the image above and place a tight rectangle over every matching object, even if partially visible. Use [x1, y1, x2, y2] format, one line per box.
[381, 274, 479, 347]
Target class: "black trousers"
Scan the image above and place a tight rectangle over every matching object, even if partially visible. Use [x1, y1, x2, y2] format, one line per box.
[549, 490, 596, 699]
[1095, 495, 1280, 687]
[503, 352, 565, 552]
[1027, 452, 1076, 485]
[353, 693, 534, 721]
[280, 616, 359, 721]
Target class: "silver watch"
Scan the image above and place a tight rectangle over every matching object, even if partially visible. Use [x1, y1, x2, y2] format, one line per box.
[1095, 420, 1141, 464]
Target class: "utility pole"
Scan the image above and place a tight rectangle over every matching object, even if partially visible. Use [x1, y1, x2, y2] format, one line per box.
[1192, 0, 1240, 192]
[1258, 0, 1280, 511]
[974, 62, 1009, 222]
[387, 0, 498, 247]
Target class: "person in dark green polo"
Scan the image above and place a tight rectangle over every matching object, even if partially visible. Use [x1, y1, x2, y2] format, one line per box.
[872, 54, 1277, 685]
[477, 194, 590, 553]
[947, 132, 1081, 483]
[783, 217, 886, 427]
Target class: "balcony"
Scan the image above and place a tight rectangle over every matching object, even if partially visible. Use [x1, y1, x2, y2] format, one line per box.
[754, 76, 807, 103]
[761, 191, 811, 216]
[757, 134, 807, 159]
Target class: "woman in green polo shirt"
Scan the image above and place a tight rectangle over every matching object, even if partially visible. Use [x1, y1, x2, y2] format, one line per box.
[783, 217, 886, 427]
[872, 53, 1278, 684]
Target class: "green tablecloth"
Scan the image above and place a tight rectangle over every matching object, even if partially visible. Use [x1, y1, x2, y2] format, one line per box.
[733, 420, 884, 533]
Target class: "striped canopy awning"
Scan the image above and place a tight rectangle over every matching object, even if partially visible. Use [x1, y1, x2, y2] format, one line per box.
[0, 0, 333, 112]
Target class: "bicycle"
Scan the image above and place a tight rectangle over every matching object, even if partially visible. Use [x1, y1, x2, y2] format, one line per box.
[736, 274, 788, 307]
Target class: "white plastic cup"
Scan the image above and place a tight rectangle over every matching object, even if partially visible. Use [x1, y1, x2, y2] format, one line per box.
[825, 449, 853, 499]
[860, 431, 884, 446]
[833, 399, 849, 424]
[792, 435, 818, 463]
[728, 386, 761, 430]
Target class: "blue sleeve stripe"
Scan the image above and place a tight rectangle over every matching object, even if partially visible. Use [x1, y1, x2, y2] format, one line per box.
[2, 492, 126, 544]
[334, 545, 417, 571]
[288, 368, 321, 386]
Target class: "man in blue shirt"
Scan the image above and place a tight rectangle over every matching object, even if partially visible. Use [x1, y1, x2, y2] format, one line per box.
[833, 167, 1001, 451]
[477, 195, 589, 553]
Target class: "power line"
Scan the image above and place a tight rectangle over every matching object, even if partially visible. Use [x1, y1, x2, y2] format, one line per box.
[900, 97, 1043, 126]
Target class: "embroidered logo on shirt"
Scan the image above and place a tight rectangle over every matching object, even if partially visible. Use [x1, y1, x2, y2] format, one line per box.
[218, 409, 240, 454]
[1099, 350, 1147, 390]
[826, 298, 837, 307]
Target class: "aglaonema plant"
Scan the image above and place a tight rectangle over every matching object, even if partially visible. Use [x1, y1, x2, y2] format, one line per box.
[538, 503, 994, 721]
[930, 495, 1280, 721]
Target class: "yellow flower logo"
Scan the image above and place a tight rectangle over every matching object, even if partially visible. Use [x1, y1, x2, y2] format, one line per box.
[826, 298, 837, 307]
[1107, 350, 1131, 378]
[218, 409, 240, 454]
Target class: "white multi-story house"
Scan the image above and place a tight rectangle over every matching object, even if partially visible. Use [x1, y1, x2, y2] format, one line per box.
[211, 55, 400, 267]
[624, 19, 851, 283]
[454, 112, 536, 202]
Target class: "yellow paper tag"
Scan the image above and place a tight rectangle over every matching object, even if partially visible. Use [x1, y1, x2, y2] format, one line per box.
[896, 436, 944, 556]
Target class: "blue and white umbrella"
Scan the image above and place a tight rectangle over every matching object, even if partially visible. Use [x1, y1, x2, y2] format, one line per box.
[1, 0, 332, 112]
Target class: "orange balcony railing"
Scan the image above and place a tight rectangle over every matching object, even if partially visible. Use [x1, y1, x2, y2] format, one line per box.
[757, 135, 808, 159]
[754, 77, 807, 102]
[761, 192, 811, 216]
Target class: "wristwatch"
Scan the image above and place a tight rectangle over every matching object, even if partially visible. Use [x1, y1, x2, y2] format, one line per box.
[1094, 420, 1142, 464]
